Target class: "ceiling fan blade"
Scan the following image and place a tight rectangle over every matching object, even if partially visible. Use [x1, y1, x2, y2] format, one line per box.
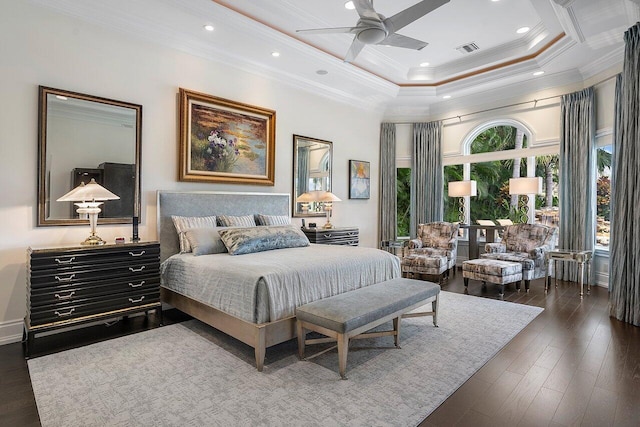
[353, 0, 380, 21]
[378, 33, 428, 50]
[296, 26, 357, 35]
[385, 0, 450, 33]
[344, 38, 366, 63]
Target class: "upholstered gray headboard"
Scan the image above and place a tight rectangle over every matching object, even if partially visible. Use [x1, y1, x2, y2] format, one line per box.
[157, 191, 291, 262]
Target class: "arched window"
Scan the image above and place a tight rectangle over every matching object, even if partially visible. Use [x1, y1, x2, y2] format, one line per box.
[444, 120, 559, 227]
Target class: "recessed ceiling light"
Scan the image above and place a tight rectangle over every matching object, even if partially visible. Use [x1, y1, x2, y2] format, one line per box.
[517, 26, 530, 34]
[55, 95, 68, 100]
[271, 51, 280, 57]
[203, 24, 214, 32]
[443, 95, 452, 99]
[419, 62, 430, 67]
[533, 71, 545, 76]
[316, 69, 328, 75]
[344, 1, 355, 10]
[491, 0, 500, 2]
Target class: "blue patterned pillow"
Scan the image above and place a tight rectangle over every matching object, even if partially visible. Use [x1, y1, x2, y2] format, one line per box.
[218, 225, 309, 255]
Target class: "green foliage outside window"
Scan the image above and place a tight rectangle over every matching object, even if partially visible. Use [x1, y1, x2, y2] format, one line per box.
[397, 168, 411, 237]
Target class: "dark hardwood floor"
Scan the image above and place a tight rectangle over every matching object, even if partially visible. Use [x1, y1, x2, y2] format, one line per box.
[1, 274, 638, 426]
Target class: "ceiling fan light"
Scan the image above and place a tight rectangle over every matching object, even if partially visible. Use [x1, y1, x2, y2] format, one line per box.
[357, 28, 387, 44]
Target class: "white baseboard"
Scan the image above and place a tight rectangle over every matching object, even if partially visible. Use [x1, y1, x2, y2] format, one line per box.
[0, 318, 24, 346]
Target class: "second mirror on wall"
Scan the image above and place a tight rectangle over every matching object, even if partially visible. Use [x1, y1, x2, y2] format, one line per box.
[292, 135, 332, 218]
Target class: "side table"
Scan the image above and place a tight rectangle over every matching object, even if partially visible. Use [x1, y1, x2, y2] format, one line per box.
[546, 249, 593, 296]
[380, 240, 406, 258]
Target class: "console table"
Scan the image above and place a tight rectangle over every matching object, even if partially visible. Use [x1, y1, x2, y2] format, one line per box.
[460, 224, 503, 259]
[546, 249, 593, 296]
[302, 227, 359, 246]
[24, 241, 161, 357]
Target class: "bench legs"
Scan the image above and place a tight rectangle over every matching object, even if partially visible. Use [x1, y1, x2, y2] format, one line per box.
[297, 294, 440, 379]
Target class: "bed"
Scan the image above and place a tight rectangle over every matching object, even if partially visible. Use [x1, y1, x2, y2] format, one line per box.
[157, 191, 400, 371]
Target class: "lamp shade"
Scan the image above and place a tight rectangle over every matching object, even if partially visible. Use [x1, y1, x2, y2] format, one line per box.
[317, 191, 341, 202]
[509, 177, 542, 195]
[57, 178, 120, 202]
[295, 192, 315, 203]
[448, 180, 477, 197]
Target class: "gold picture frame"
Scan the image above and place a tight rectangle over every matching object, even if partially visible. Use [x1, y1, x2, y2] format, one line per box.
[179, 88, 276, 185]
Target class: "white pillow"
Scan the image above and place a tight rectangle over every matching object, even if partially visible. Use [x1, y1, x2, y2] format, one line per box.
[184, 228, 227, 256]
[171, 215, 217, 253]
[255, 214, 290, 226]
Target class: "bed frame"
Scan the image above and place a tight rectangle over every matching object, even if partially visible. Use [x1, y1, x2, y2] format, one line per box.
[157, 190, 295, 371]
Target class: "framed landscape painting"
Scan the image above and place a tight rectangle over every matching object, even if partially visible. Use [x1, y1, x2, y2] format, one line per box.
[349, 160, 370, 199]
[179, 88, 276, 185]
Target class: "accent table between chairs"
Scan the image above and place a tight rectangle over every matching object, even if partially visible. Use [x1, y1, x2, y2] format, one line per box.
[546, 249, 593, 296]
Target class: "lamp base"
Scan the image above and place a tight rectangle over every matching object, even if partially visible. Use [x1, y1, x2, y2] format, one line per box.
[322, 222, 334, 229]
[81, 234, 106, 245]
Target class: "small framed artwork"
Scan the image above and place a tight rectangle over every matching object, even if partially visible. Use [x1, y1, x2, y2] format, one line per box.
[349, 160, 370, 199]
[178, 88, 276, 185]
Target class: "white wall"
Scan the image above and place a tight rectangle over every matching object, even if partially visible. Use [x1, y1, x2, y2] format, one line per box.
[391, 71, 619, 288]
[0, 2, 384, 343]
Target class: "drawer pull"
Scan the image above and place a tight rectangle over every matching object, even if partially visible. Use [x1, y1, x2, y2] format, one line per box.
[54, 308, 75, 317]
[54, 257, 76, 264]
[348, 232, 357, 236]
[129, 296, 145, 303]
[129, 250, 146, 257]
[129, 266, 146, 273]
[323, 234, 332, 238]
[54, 274, 76, 282]
[54, 291, 75, 300]
[129, 281, 145, 288]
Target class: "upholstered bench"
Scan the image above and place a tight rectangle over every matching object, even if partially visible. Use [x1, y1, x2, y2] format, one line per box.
[462, 259, 522, 297]
[401, 254, 448, 284]
[296, 278, 440, 379]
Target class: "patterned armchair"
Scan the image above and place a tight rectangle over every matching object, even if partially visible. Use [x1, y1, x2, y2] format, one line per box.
[481, 223, 558, 291]
[407, 222, 460, 273]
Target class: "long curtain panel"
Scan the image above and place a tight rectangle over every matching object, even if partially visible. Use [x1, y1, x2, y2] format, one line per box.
[410, 121, 443, 238]
[610, 22, 640, 326]
[379, 123, 397, 243]
[558, 87, 596, 282]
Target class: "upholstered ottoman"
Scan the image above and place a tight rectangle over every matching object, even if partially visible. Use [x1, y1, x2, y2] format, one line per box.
[401, 254, 448, 284]
[462, 259, 522, 297]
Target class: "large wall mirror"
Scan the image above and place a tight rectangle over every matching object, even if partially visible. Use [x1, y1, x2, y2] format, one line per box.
[38, 86, 142, 226]
[292, 134, 332, 218]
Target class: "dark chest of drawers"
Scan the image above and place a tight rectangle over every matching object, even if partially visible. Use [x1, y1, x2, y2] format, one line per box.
[302, 227, 359, 246]
[24, 241, 161, 356]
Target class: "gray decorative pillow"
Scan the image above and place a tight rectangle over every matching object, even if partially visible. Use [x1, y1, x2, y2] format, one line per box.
[218, 225, 310, 255]
[218, 215, 256, 227]
[255, 214, 290, 226]
[171, 215, 217, 253]
[184, 228, 228, 256]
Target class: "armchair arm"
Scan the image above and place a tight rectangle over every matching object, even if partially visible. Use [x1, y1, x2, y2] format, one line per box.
[447, 238, 458, 251]
[529, 244, 554, 260]
[485, 243, 506, 253]
[407, 239, 423, 250]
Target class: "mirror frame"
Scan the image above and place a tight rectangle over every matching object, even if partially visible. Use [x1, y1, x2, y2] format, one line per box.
[37, 86, 142, 226]
[292, 134, 333, 218]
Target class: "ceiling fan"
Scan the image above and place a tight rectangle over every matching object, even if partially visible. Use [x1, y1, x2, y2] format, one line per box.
[296, 0, 450, 62]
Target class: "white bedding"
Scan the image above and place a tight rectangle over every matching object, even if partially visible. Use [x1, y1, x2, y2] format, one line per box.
[161, 244, 400, 323]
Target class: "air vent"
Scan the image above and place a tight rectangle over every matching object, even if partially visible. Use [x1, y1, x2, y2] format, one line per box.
[456, 42, 480, 54]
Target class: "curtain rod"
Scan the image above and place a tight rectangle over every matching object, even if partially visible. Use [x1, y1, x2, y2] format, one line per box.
[390, 74, 617, 125]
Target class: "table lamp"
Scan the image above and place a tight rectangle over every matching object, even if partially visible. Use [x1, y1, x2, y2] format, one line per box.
[296, 192, 315, 213]
[509, 177, 542, 223]
[317, 191, 341, 229]
[57, 178, 120, 245]
[447, 180, 477, 224]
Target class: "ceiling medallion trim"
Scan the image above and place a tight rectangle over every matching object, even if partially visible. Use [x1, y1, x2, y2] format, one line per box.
[399, 33, 566, 88]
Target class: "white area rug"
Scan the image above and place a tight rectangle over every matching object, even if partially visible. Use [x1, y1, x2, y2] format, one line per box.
[28, 291, 542, 427]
